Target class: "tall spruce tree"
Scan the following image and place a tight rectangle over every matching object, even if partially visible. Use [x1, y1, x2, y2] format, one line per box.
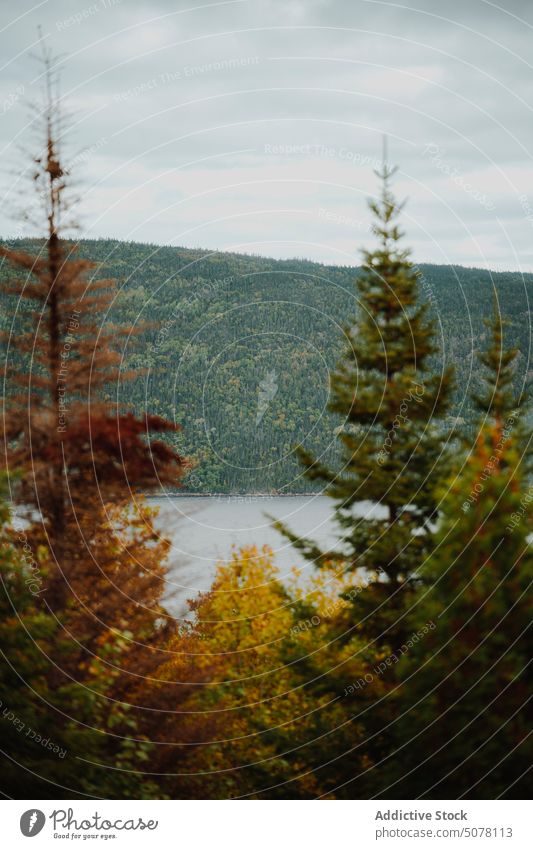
[0, 45, 185, 643]
[0, 46, 189, 796]
[0, 46, 185, 603]
[384, 303, 532, 799]
[276, 162, 453, 647]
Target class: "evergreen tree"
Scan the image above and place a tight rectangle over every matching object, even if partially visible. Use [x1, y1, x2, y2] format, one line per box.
[0, 45, 185, 664]
[0, 47, 188, 797]
[385, 303, 532, 798]
[276, 162, 454, 648]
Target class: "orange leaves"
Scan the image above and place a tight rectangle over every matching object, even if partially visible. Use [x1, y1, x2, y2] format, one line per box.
[56, 410, 187, 497]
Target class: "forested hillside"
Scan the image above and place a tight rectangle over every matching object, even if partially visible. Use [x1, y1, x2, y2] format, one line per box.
[1, 238, 531, 493]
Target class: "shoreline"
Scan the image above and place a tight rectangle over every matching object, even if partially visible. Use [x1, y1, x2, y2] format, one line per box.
[144, 492, 318, 499]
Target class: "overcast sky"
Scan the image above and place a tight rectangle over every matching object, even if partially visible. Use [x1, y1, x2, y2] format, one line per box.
[1, 0, 533, 269]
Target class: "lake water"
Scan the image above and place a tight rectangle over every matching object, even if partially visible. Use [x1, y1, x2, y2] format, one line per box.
[149, 495, 385, 615]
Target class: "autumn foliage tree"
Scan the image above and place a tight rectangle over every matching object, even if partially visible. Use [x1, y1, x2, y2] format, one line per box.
[0, 479, 168, 799]
[0, 47, 187, 796]
[154, 546, 377, 799]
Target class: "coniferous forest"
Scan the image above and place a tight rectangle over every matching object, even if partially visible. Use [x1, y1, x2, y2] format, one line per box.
[0, 4, 531, 818]
[1, 239, 531, 493]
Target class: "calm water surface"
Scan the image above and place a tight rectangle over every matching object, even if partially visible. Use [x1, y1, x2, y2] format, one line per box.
[148, 495, 384, 614]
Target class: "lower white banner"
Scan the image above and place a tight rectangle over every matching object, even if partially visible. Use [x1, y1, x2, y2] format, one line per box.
[2, 800, 530, 848]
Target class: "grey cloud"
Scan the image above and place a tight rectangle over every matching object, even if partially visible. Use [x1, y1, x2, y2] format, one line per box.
[1, 0, 533, 267]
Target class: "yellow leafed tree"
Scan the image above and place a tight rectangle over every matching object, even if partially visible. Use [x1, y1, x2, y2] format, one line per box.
[156, 545, 378, 799]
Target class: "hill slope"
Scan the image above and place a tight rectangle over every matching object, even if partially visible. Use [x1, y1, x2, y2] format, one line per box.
[2, 239, 532, 493]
